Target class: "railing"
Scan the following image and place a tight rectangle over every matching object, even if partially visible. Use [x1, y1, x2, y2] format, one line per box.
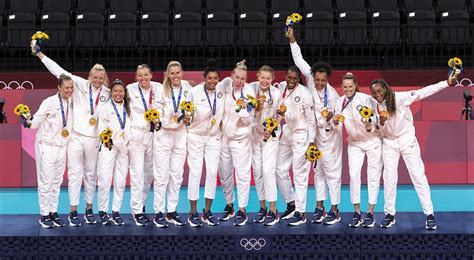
[0, 24, 472, 71]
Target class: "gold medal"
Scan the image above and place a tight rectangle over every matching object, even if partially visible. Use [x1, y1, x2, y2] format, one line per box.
[89, 117, 97, 126]
[120, 132, 125, 139]
[61, 129, 69, 137]
[210, 117, 216, 126]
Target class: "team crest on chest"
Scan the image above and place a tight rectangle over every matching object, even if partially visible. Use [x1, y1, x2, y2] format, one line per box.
[217, 92, 223, 98]
[100, 96, 106, 102]
[268, 99, 273, 105]
[294, 96, 301, 102]
[184, 90, 188, 97]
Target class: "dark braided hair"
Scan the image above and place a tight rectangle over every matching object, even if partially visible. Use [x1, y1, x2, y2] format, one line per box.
[370, 79, 396, 115]
[311, 62, 333, 77]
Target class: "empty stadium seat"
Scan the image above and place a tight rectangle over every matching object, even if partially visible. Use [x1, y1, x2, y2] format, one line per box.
[239, 0, 267, 13]
[173, 12, 202, 46]
[407, 11, 436, 45]
[206, 12, 234, 46]
[7, 13, 35, 47]
[41, 13, 69, 46]
[304, 0, 332, 12]
[108, 13, 136, 46]
[438, 0, 467, 11]
[304, 11, 333, 45]
[405, 0, 433, 12]
[77, 0, 106, 14]
[140, 12, 169, 46]
[43, 0, 72, 14]
[109, 0, 138, 14]
[239, 12, 267, 46]
[175, 0, 202, 13]
[10, 0, 37, 14]
[75, 13, 104, 46]
[271, 0, 299, 13]
[337, 0, 367, 45]
[207, 0, 234, 13]
[369, 0, 398, 12]
[369, 0, 400, 45]
[142, 0, 170, 13]
[441, 10, 470, 45]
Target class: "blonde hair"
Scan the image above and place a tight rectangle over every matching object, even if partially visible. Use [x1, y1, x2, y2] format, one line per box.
[342, 72, 360, 92]
[233, 59, 247, 73]
[163, 61, 183, 98]
[257, 65, 274, 78]
[88, 63, 109, 86]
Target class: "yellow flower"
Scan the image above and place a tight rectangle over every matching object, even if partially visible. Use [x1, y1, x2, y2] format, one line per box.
[290, 13, 302, 22]
[359, 107, 372, 118]
[308, 145, 317, 153]
[151, 110, 159, 118]
[102, 135, 110, 143]
[315, 150, 323, 159]
[307, 153, 316, 162]
[14, 104, 22, 116]
[179, 101, 194, 111]
[264, 117, 278, 132]
[20, 104, 30, 114]
[31, 31, 49, 40]
[144, 111, 151, 121]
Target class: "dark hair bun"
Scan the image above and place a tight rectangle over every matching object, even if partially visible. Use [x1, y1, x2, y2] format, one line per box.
[206, 59, 218, 68]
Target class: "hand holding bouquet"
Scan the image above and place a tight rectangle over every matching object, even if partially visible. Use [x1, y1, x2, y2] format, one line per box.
[144, 109, 161, 131]
[447, 57, 462, 86]
[358, 105, 374, 132]
[285, 13, 302, 38]
[14, 103, 32, 128]
[263, 117, 279, 142]
[179, 101, 194, 126]
[99, 128, 113, 151]
[306, 144, 322, 162]
[30, 31, 49, 56]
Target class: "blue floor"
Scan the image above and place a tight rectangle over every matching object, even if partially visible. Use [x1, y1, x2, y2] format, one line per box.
[0, 185, 473, 214]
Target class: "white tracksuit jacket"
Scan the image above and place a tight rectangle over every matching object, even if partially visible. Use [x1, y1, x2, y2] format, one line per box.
[186, 83, 226, 201]
[41, 56, 110, 207]
[97, 100, 131, 213]
[378, 80, 449, 216]
[30, 93, 73, 216]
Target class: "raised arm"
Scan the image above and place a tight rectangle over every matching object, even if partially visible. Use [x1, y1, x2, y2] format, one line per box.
[288, 27, 312, 79]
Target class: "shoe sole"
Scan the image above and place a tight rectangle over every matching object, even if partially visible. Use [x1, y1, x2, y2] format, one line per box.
[380, 219, 396, 228]
[39, 220, 53, 229]
[68, 217, 82, 227]
[363, 222, 375, 228]
[349, 221, 363, 228]
[219, 212, 235, 221]
[166, 219, 185, 226]
[153, 220, 167, 228]
[84, 215, 97, 224]
[253, 217, 266, 223]
[323, 218, 341, 225]
[188, 219, 203, 227]
[264, 218, 280, 226]
[101, 219, 112, 226]
[113, 220, 124, 226]
[201, 217, 218, 226]
[312, 216, 326, 224]
[281, 210, 295, 220]
[52, 221, 65, 227]
[425, 222, 437, 230]
[288, 219, 307, 226]
[233, 217, 248, 226]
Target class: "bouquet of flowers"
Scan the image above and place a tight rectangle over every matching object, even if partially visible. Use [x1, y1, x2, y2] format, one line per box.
[99, 128, 113, 151]
[285, 13, 302, 37]
[14, 103, 32, 128]
[235, 95, 258, 113]
[447, 57, 462, 85]
[179, 101, 194, 118]
[30, 31, 49, 55]
[306, 144, 322, 162]
[144, 109, 161, 132]
[358, 105, 374, 132]
[263, 117, 279, 142]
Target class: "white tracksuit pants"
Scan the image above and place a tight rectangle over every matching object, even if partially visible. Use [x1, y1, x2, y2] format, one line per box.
[382, 134, 434, 215]
[218, 137, 252, 208]
[275, 132, 311, 213]
[129, 128, 154, 214]
[36, 142, 67, 216]
[347, 137, 383, 205]
[153, 128, 187, 213]
[97, 145, 129, 213]
[187, 133, 222, 201]
[314, 143, 342, 205]
[67, 132, 99, 207]
[252, 134, 279, 202]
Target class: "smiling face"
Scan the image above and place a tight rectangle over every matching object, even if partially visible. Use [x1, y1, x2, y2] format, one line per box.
[258, 71, 273, 91]
[370, 83, 385, 103]
[59, 79, 74, 99]
[111, 84, 125, 103]
[342, 78, 357, 97]
[168, 65, 183, 87]
[136, 67, 153, 89]
[314, 71, 328, 91]
[232, 69, 247, 89]
[285, 70, 300, 89]
[90, 70, 106, 89]
[205, 71, 220, 91]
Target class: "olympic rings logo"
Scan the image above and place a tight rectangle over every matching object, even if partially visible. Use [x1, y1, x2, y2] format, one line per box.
[239, 237, 267, 251]
[456, 78, 474, 87]
[0, 80, 34, 90]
